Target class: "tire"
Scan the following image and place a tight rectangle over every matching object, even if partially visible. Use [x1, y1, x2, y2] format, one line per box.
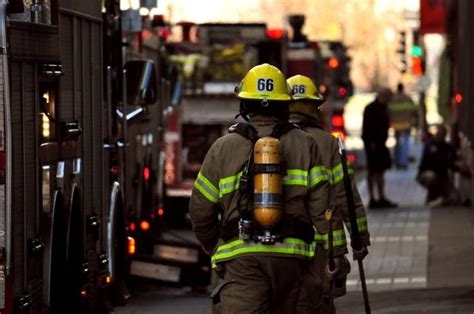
[107, 182, 130, 306]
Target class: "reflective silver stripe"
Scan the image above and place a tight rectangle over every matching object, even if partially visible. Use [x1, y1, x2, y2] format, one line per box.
[194, 172, 219, 203]
[211, 238, 316, 266]
[309, 166, 329, 187]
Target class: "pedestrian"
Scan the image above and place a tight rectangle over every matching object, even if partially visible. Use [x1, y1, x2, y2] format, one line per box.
[189, 64, 348, 313]
[388, 83, 418, 169]
[417, 124, 469, 206]
[362, 88, 398, 208]
[288, 75, 370, 313]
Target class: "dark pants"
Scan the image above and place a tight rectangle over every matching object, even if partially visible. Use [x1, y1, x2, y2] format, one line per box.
[312, 244, 351, 314]
[211, 256, 321, 314]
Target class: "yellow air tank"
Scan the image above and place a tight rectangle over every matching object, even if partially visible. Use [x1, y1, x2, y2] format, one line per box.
[253, 137, 282, 229]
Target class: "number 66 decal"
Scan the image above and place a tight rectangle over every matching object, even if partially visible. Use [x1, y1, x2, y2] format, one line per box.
[292, 85, 306, 95]
[257, 78, 274, 92]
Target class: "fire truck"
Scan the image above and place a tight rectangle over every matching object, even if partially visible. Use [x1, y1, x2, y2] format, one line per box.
[285, 14, 353, 140]
[0, 0, 183, 312]
[163, 17, 354, 195]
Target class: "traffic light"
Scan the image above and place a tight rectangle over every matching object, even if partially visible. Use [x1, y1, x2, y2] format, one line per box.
[397, 31, 407, 73]
[411, 30, 424, 76]
[411, 56, 423, 76]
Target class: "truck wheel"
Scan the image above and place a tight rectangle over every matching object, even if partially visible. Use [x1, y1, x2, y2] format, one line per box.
[48, 191, 67, 313]
[107, 182, 130, 306]
[66, 186, 83, 309]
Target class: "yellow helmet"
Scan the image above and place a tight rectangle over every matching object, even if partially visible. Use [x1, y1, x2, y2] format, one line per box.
[287, 75, 323, 103]
[236, 63, 291, 102]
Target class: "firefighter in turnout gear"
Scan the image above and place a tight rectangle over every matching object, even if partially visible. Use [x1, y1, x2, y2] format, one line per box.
[288, 75, 371, 313]
[189, 64, 348, 313]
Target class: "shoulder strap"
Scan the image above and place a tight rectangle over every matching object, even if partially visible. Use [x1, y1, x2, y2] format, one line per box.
[270, 123, 299, 139]
[296, 119, 323, 130]
[228, 123, 259, 143]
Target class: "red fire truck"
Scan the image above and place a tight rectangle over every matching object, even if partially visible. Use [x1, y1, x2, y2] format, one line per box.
[0, 0, 183, 312]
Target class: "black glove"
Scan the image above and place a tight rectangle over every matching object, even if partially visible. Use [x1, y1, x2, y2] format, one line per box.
[325, 256, 342, 279]
[352, 246, 369, 261]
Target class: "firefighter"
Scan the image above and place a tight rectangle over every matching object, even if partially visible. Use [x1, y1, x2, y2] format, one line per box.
[189, 64, 348, 313]
[288, 75, 371, 313]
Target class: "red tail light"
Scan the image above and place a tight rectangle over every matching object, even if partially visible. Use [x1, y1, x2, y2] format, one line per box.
[140, 220, 150, 231]
[348, 154, 356, 163]
[157, 208, 164, 216]
[129, 222, 136, 232]
[128, 236, 136, 255]
[332, 115, 344, 128]
[328, 57, 339, 69]
[266, 28, 285, 40]
[143, 167, 150, 181]
[338, 87, 347, 97]
[455, 93, 463, 104]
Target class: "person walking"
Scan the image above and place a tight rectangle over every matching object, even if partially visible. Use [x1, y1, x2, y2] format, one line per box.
[362, 88, 398, 208]
[388, 83, 418, 169]
[189, 64, 348, 313]
[288, 75, 370, 313]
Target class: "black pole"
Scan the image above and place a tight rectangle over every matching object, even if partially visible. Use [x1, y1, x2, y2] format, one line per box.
[337, 135, 371, 314]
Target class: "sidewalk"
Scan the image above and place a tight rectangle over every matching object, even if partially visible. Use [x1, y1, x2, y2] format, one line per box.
[337, 144, 474, 313]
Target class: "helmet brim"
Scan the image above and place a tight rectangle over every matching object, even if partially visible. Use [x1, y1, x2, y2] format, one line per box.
[237, 91, 292, 101]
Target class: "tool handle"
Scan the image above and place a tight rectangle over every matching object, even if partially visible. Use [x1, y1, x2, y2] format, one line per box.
[325, 209, 335, 271]
[358, 260, 371, 314]
[337, 135, 362, 251]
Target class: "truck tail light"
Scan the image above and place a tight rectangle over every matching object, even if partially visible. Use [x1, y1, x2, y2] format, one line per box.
[332, 115, 344, 128]
[143, 166, 150, 181]
[128, 236, 136, 255]
[140, 220, 150, 231]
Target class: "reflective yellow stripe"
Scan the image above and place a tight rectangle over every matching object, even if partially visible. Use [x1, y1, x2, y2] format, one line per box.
[388, 101, 416, 111]
[194, 172, 219, 203]
[346, 216, 369, 233]
[314, 229, 347, 249]
[309, 166, 330, 188]
[211, 238, 317, 267]
[219, 171, 243, 197]
[283, 169, 308, 186]
[331, 162, 353, 185]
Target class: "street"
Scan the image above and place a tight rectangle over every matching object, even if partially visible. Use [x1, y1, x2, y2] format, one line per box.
[116, 144, 474, 313]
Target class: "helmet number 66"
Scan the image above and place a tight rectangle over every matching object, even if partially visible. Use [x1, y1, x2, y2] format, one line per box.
[257, 78, 274, 92]
[292, 85, 306, 95]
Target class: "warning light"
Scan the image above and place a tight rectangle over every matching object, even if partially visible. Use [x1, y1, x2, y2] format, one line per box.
[111, 166, 120, 175]
[332, 115, 344, 128]
[328, 57, 339, 69]
[266, 28, 285, 40]
[157, 208, 165, 216]
[455, 93, 463, 104]
[128, 236, 136, 255]
[338, 87, 347, 97]
[129, 222, 136, 232]
[331, 130, 345, 141]
[80, 288, 87, 298]
[143, 167, 150, 181]
[140, 220, 150, 231]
